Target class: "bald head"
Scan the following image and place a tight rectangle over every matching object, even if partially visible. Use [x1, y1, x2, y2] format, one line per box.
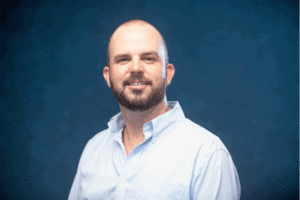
[107, 20, 169, 68]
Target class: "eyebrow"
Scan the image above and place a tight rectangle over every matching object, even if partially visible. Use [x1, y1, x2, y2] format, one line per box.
[113, 51, 160, 63]
[114, 54, 130, 63]
[141, 51, 159, 57]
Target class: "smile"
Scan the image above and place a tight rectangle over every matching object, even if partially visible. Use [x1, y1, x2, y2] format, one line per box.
[126, 82, 148, 90]
[129, 83, 145, 85]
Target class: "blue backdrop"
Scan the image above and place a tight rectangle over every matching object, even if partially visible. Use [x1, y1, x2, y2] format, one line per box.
[1, 1, 298, 199]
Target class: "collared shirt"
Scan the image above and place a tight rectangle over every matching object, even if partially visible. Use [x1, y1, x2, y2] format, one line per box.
[69, 101, 241, 200]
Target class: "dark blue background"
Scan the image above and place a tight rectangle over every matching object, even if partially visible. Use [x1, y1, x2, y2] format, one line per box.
[1, 1, 298, 199]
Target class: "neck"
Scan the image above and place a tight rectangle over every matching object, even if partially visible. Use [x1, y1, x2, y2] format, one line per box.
[120, 99, 170, 143]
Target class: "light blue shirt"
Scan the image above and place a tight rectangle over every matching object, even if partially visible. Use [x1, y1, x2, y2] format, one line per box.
[69, 101, 241, 200]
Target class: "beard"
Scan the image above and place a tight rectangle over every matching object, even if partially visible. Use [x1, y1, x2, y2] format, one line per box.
[110, 75, 166, 112]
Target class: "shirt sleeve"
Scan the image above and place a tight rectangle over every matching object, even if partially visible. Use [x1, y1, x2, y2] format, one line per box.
[68, 139, 92, 200]
[68, 165, 82, 200]
[191, 149, 241, 200]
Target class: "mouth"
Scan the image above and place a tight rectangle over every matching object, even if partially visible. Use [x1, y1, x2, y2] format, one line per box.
[129, 82, 145, 86]
[126, 81, 149, 90]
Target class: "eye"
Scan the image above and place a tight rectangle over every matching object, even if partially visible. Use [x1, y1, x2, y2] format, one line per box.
[143, 57, 157, 63]
[117, 57, 130, 63]
[119, 58, 128, 62]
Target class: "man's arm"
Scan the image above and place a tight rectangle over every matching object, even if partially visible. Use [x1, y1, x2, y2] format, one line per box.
[191, 148, 241, 200]
[68, 165, 82, 200]
[68, 139, 93, 200]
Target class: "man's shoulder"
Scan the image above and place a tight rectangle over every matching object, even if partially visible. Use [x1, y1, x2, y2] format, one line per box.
[89, 128, 111, 143]
[175, 118, 229, 155]
[81, 128, 112, 156]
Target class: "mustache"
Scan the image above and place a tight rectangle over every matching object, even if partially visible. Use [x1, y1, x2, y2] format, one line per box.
[123, 74, 152, 86]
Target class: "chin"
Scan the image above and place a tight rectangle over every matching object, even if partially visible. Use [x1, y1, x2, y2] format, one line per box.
[110, 80, 166, 112]
[128, 98, 150, 106]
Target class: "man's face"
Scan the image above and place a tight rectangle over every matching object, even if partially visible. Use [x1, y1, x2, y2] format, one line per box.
[104, 24, 171, 111]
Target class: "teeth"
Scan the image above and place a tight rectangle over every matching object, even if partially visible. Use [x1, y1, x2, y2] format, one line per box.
[130, 83, 144, 85]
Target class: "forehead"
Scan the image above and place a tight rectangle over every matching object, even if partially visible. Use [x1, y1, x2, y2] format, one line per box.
[109, 24, 162, 56]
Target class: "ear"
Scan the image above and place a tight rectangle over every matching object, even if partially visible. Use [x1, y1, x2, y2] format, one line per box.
[103, 66, 111, 88]
[166, 63, 175, 86]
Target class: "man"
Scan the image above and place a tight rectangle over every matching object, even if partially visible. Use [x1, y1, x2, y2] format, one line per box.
[69, 20, 241, 200]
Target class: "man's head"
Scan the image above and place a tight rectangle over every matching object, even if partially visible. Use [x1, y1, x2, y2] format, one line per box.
[103, 20, 174, 111]
[106, 20, 169, 69]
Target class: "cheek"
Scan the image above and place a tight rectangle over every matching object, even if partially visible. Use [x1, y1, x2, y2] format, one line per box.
[151, 72, 165, 83]
[147, 64, 164, 81]
[110, 69, 127, 82]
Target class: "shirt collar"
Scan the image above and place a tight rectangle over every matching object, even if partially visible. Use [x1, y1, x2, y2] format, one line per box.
[151, 101, 185, 138]
[107, 101, 185, 138]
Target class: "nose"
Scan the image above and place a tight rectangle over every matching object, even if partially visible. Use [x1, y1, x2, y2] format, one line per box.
[130, 56, 144, 74]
